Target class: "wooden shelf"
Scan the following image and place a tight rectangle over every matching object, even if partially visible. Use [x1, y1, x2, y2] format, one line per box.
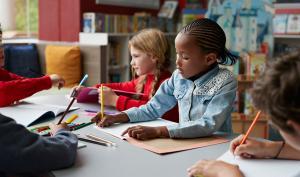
[237, 75, 255, 83]
[274, 34, 300, 39]
[232, 112, 268, 121]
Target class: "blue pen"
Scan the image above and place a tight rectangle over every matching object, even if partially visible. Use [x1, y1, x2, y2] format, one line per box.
[78, 74, 89, 86]
[71, 74, 89, 97]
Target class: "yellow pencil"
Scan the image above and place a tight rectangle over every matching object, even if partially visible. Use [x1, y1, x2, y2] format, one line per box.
[65, 114, 78, 124]
[101, 84, 104, 119]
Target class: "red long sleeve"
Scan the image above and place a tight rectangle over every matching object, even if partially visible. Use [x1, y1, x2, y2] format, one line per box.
[0, 68, 52, 107]
[95, 70, 179, 122]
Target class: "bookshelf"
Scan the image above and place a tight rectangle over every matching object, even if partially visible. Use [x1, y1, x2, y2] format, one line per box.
[273, 2, 300, 56]
[232, 76, 269, 139]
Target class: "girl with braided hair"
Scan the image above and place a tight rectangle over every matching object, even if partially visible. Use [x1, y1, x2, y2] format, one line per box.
[94, 18, 239, 140]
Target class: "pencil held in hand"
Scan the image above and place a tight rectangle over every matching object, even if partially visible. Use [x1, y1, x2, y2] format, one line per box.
[240, 111, 262, 145]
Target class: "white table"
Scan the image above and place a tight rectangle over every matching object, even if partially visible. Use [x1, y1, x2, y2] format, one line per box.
[27, 94, 232, 177]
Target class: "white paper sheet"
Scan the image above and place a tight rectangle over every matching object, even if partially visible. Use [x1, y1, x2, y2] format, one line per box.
[218, 150, 300, 177]
[94, 118, 177, 139]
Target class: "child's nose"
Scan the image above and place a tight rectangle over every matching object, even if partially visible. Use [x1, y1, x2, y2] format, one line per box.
[130, 59, 134, 66]
[176, 58, 181, 67]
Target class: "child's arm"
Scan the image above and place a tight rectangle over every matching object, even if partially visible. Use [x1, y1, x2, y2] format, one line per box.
[167, 76, 237, 138]
[0, 114, 77, 174]
[0, 68, 25, 81]
[0, 76, 52, 107]
[123, 75, 177, 123]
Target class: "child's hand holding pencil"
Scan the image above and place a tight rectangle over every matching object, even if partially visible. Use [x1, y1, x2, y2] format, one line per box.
[91, 112, 129, 128]
[230, 135, 285, 159]
[97, 86, 119, 107]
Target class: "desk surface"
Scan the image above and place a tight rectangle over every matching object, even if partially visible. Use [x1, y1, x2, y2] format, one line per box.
[26, 94, 231, 177]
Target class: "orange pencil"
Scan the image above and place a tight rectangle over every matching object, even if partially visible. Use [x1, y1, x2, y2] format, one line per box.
[240, 111, 262, 145]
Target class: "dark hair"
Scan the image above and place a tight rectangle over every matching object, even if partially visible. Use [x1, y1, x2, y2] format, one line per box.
[251, 51, 300, 133]
[180, 18, 239, 65]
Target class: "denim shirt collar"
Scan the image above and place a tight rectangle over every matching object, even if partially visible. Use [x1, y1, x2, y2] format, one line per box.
[194, 65, 219, 86]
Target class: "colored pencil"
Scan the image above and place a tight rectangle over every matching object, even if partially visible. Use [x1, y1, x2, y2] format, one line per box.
[65, 114, 78, 124]
[240, 111, 262, 145]
[57, 74, 88, 124]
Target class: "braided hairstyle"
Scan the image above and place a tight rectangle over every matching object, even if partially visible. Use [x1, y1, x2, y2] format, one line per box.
[180, 18, 239, 65]
[128, 28, 170, 98]
[251, 51, 300, 134]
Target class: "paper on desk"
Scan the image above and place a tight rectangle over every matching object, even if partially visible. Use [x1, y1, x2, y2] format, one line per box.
[95, 119, 229, 154]
[94, 118, 176, 139]
[218, 151, 300, 177]
[126, 136, 229, 154]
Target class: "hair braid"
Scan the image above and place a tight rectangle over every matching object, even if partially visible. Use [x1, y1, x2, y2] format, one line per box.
[181, 18, 239, 65]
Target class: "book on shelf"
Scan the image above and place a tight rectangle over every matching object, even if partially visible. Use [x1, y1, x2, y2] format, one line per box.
[240, 52, 266, 79]
[0, 102, 79, 127]
[182, 8, 206, 27]
[286, 14, 300, 34]
[249, 53, 266, 79]
[158, 1, 178, 19]
[273, 14, 288, 34]
[83, 12, 96, 33]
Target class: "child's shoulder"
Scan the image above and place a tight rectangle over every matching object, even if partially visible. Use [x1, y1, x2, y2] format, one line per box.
[217, 67, 235, 80]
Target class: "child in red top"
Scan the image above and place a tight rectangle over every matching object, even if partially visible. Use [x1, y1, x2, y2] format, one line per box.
[94, 29, 178, 122]
[0, 47, 65, 107]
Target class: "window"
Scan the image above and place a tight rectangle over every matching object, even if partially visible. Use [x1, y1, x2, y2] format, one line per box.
[1, 0, 38, 39]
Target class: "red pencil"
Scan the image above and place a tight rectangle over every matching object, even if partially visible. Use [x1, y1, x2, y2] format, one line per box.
[240, 111, 262, 145]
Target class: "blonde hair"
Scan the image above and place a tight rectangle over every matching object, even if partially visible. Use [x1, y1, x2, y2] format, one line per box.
[129, 28, 170, 98]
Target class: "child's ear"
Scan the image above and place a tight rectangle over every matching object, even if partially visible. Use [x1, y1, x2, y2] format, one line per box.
[150, 55, 159, 64]
[205, 53, 217, 66]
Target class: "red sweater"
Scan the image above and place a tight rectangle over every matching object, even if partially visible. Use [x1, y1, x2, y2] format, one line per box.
[0, 68, 52, 107]
[95, 71, 179, 123]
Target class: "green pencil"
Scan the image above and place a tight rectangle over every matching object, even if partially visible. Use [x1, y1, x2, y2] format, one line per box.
[72, 122, 94, 131]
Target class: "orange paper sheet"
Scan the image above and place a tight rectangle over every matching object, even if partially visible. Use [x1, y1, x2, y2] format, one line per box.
[125, 136, 229, 154]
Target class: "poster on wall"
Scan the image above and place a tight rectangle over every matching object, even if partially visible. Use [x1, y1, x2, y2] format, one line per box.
[95, 0, 160, 9]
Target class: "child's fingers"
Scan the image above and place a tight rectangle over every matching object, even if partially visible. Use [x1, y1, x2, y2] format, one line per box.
[230, 134, 244, 153]
[121, 128, 129, 136]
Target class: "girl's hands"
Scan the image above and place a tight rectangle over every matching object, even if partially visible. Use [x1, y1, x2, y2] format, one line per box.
[70, 86, 85, 98]
[187, 160, 243, 177]
[91, 112, 129, 127]
[98, 86, 119, 107]
[50, 74, 65, 89]
[230, 135, 282, 159]
[121, 126, 169, 140]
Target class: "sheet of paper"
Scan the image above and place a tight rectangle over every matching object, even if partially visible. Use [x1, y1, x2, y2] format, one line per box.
[95, 119, 229, 154]
[94, 118, 177, 139]
[218, 151, 300, 177]
[126, 136, 229, 154]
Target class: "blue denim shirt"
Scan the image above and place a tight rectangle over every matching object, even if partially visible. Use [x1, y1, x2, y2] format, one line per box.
[124, 66, 237, 138]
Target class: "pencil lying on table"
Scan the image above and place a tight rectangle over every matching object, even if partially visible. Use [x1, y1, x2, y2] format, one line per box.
[57, 74, 88, 125]
[240, 111, 262, 145]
